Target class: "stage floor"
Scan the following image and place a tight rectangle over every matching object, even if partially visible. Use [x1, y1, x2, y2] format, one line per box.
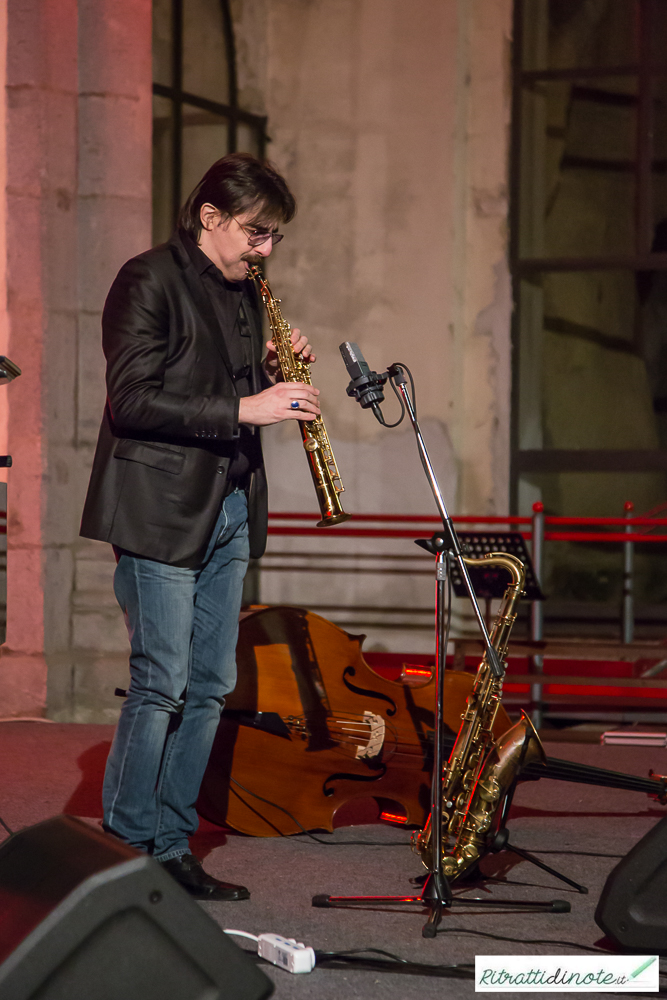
[0, 721, 665, 998]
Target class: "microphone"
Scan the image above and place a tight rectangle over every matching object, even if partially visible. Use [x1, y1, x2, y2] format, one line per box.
[339, 342, 387, 422]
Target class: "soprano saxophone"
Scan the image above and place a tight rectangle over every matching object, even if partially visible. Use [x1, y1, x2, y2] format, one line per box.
[413, 552, 545, 879]
[248, 266, 351, 527]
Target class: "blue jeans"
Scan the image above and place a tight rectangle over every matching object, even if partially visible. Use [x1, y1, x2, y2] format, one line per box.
[103, 489, 249, 860]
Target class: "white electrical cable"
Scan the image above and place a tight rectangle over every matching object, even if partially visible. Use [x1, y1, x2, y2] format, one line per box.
[223, 929, 259, 942]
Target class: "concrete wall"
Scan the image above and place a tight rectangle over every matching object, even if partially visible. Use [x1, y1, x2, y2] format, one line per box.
[0, 0, 151, 720]
[235, 0, 514, 647]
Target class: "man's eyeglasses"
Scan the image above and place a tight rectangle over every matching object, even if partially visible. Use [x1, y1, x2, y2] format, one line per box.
[232, 217, 284, 247]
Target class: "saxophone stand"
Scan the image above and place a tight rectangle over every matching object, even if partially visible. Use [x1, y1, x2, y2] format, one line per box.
[484, 755, 588, 896]
[313, 362, 572, 937]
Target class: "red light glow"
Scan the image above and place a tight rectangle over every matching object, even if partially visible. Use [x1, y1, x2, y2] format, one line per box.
[380, 810, 408, 824]
[401, 665, 432, 677]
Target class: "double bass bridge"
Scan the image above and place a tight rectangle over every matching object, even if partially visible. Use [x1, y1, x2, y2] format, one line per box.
[350, 711, 385, 759]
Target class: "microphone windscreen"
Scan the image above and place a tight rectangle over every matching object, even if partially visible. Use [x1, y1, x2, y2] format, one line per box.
[339, 342, 370, 382]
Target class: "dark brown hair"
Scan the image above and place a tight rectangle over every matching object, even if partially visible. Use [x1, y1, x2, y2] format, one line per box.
[179, 153, 296, 240]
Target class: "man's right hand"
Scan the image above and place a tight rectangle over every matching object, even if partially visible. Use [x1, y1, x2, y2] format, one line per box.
[238, 381, 321, 427]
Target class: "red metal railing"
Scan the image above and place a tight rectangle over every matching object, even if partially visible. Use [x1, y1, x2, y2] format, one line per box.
[266, 503, 667, 721]
[268, 511, 667, 544]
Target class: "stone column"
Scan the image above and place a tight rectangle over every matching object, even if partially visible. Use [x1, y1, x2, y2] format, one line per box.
[61, 0, 152, 720]
[0, 0, 151, 719]
[2, 0, 79, 717]
[450, 0, 513, 517]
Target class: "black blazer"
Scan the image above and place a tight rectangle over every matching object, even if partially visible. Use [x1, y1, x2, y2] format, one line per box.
[80, 232, 269, 567]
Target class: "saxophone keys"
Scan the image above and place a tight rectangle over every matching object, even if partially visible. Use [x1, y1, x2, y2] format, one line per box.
[477, 777, 500, 803]
[473, 816, 493, 834]
[304, 437, 319, 452]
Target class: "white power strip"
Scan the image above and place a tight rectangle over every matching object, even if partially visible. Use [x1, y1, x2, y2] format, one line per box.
[257, 933, 316, 974]
[224, 929, 316, 974]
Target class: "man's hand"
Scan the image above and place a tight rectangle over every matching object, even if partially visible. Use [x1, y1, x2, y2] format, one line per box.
[264, 327, 316, 382]
[239, 380, 321, 426]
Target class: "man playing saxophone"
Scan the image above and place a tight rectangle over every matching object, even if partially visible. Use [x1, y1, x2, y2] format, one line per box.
[80, 154, 319, 900]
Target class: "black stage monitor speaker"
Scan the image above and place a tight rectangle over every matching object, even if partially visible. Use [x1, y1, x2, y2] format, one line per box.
[0, 815, 273, 1000]
[595, 814, 667, 951]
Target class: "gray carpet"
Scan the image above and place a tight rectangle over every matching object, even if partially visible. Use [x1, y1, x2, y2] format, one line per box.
[0, 722, 665, 998]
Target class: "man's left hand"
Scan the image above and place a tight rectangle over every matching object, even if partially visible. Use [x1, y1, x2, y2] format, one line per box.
[264, 328, 316, 381]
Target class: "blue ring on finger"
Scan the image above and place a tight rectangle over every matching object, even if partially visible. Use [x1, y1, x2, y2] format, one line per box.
[290, 400, 300, 410]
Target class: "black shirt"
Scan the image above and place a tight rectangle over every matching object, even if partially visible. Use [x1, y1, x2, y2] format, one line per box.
[180, 230, 261, 485]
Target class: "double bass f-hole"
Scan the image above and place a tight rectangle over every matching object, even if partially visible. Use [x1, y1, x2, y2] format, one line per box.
[323, 764, 388, 798]
[342, 666, 397, 716]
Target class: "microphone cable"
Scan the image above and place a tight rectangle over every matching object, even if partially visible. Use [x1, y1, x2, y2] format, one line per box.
[371, 361, 417, 428]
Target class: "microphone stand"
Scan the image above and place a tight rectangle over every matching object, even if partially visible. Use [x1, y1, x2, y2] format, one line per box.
[389, 366, 504, 679]
[312, 364, 571, 937]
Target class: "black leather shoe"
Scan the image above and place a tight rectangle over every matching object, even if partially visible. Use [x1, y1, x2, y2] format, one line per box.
[160, 854, 250, 901]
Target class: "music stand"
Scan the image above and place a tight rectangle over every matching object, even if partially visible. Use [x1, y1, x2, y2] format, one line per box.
[0, 357, 19, 648]
[431, 530, 544, 629]
[448, 532, 544, 601]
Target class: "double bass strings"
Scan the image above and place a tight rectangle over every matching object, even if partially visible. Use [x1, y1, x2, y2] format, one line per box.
[288, 715, 432, 758]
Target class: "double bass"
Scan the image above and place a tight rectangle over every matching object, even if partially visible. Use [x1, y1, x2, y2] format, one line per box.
[197, 606, 667, 836]
[198, 605, 458, 835]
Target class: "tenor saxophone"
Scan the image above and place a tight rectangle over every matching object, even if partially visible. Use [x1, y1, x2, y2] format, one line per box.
[413, 552, 545, 879]
[248, 266, 350, 527]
